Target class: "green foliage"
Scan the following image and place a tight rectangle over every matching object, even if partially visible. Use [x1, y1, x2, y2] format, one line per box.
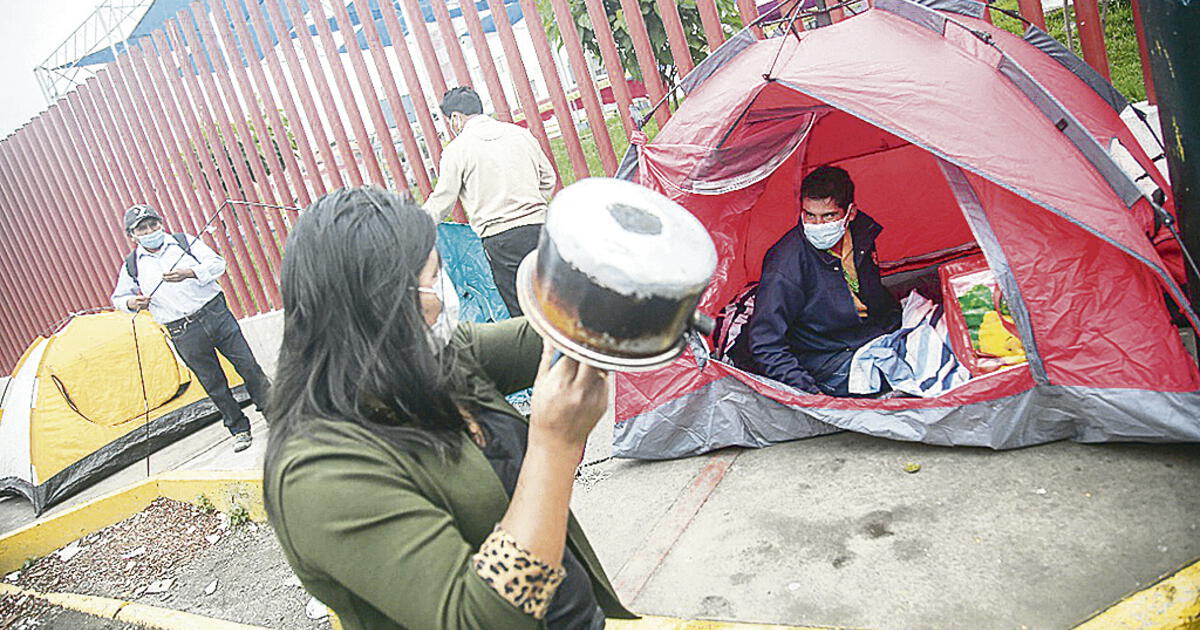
[196, 493, 217, 514]
[536, 0, 743, 88]
[228, 504, 251, 528]
[991, 0, 1146, 102]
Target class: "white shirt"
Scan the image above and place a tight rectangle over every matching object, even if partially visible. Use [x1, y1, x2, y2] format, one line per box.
[110, 233, 226, 323]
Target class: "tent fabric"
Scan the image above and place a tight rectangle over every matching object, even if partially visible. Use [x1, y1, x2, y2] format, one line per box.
[0, 311, 246, 513]
[437, 222, 510, 323]
[613, 0, 1200, 460]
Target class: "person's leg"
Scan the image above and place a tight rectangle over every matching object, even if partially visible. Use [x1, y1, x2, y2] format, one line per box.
[209, 304, 272, 414]
[481, 224, 542, 317]
[170, 321, 250, 436]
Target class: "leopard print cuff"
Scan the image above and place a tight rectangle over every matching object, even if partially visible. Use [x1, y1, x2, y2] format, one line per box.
[472, 526, 567, 619]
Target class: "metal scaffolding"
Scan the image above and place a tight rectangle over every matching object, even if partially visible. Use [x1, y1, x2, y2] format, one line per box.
[34, 1, 154, 103]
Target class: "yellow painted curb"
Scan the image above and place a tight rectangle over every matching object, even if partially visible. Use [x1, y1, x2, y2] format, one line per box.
[0, 471, 265, 574]
[0, 582, 271, 629]
[606, 617, 858, 629]
[1074, 558, 1200, 629]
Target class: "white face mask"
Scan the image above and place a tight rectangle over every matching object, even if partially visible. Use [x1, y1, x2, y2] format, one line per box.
[803, 214, 848, 250]
[423, 266, 461, 348]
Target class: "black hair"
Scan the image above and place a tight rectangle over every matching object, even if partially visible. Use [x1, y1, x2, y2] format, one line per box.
[800, 165, 855, 209]
[264, 187, 465, 508]
[440, 86, 483, 117]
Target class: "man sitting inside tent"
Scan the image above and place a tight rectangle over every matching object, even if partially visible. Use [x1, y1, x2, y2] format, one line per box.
[747, 165, 901, 396]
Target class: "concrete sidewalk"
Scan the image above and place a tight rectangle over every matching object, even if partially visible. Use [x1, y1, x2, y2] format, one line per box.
[3, 396, 1197, 630]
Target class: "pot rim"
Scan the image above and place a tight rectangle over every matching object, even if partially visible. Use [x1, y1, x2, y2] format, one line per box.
[515, 252, 685, 372]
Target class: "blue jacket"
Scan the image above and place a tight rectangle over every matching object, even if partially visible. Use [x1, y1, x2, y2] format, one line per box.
[747, 212, 901, 394]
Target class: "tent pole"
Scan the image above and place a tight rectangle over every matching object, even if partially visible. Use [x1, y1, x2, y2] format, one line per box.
[1138, 1, 1200, 360]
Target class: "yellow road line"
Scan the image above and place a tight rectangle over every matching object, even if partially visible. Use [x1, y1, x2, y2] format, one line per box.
[0, 582, 272, 630]
[606, 617, 863, 629]
[1074, 559, 1200, 629]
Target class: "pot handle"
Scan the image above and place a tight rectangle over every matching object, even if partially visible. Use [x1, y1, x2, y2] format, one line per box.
[690, 311, 715, 337]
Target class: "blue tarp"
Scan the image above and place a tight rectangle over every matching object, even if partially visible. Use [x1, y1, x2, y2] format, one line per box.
[436, 221, 509, 324]
[67, 0, 523, 69]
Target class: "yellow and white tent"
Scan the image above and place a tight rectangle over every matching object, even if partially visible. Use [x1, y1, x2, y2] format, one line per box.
[0, 310, 244, 513]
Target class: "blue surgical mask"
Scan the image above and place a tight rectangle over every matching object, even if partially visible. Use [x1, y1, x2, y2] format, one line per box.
[137, 229, 166, 250]
[803, 215, 848, 250]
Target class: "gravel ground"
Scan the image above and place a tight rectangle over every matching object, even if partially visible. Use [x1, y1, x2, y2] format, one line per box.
[0, 498, 331, 629]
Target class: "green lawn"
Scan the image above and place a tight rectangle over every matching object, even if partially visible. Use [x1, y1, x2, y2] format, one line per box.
[991, 0, 1147, 102]
[548, 109, 661, 185]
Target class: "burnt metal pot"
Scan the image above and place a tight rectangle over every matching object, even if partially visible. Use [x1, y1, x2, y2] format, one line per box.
[516, 178, 717, 372]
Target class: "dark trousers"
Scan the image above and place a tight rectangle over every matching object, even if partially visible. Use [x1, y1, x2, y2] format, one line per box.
[481, 224, 542, 317]
[166, 294, 271, 436]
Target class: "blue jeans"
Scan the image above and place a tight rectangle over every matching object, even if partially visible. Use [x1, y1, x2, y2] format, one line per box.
[166, 294, 271, 435]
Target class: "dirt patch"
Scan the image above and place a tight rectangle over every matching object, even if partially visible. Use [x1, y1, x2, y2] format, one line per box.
[2, 498, 331, 629]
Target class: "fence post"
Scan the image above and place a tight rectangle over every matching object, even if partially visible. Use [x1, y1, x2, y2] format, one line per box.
[656, 0, 695, 78]
[617, 0, 670, 128]
[459, 0, 514, 121]
[582, 0, 638, 140]
[1129, 0, 1155, 106]
[518, 0, 590, 181]
[1016, 0, 1046, 29]
[428, 0, 473, 88]
[696, 0, 726, 52]
[548, 0, 619, 175]
[1072, 0, 1110, 81]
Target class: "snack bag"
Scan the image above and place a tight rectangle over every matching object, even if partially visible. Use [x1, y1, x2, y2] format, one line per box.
[939, 255, 1027, 376]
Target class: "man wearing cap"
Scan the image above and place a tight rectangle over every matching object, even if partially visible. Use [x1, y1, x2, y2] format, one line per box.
[110, 204, 271, 452]
[423, 86, 556, 317]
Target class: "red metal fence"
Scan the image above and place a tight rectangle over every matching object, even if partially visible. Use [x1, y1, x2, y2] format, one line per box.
[0, 0, 1154, 373]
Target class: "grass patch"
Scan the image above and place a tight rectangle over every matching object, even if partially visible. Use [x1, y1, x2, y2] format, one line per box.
[548, 110, 662, 186]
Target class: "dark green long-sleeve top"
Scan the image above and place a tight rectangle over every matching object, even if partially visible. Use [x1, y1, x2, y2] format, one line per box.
[263, 317, 635, 629]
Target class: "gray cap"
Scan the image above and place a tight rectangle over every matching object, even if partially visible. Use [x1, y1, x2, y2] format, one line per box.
[123, 204, 161, 233]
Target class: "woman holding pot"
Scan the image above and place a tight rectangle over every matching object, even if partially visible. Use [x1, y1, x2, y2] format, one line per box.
[263, 186, 635, 629]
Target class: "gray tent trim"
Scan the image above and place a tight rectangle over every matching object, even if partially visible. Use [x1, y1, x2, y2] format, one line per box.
[905, 0, 987, 18]
[1022, 26, 1128, 114]
[681, 28, 758, 96]
[875, 0, 947, 33]
[937, 158, 1048, 384]
[614, 372, 1200, 459]
[1, 385, 248, 514]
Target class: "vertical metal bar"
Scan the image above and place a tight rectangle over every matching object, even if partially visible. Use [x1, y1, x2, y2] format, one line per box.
[243, 0, 326, 200]
[93, 70, 175, 228]
[696, 0, 726, 53]
[11, 128, 99, 308]
[210, 1, 307, 212]
[736, 0, 762, 39]
[398, 0, 450, 108]
[261, 0, 345, 192]
[161, 23, 272, 313]
[429, 0, 473, 88]
[656, 0, 695, 78]
[276, 1, 355, 192]
[1, 140, 89, 311]
[146, 29, 257, 316]
[617, 0, 670, 127]
[76, 79, 140, 210]
[375, 0, 444, 169]
[358, 0, 433, 194]
[1129, 0, 1156, 106]
[61, 91, 137, 255]
[1016, 0, 1046, 29]
[548, 0, 618, 175]
[23, 115, 115, 304]
[177, 7, 283, 303]
[1073, 0, 1111, 81]
[486, 0, 558, 174]
[189, 4, 287, 272]
[0, 157, 55, 342]
[44, 104, 126, 263]
[302, 0, 378, 187]
[459, 0, 514, 121]
[517, 0, 588, 181]
[583, 0, 637, 140]
[107, 53, 201, 239]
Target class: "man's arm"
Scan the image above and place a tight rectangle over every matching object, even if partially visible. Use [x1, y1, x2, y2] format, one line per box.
[747, 271, 819, 393]
[529, 133, 556, 202]
[111, 265, 146, 312]
[423, 144, 465, 223]
[183, 235, 226, 284]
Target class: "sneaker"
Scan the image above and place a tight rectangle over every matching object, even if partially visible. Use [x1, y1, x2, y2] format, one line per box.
[232, 432, 253, 452]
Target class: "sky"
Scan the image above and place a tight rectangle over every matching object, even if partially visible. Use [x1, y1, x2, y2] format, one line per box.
[0, 1, 115, 138]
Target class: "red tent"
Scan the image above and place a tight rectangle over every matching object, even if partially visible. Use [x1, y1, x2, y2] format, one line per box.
[612, 0, 1200, 458]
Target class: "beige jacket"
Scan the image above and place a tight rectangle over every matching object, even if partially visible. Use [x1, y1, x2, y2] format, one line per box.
[423, 116, 556, 238]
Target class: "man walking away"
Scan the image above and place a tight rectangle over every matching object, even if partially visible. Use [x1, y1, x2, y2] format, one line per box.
[110, 204, 271, 452]
[423, 86, 556, 316]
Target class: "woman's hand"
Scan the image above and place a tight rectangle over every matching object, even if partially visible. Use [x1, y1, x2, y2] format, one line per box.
[528, 345, 609, 449]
